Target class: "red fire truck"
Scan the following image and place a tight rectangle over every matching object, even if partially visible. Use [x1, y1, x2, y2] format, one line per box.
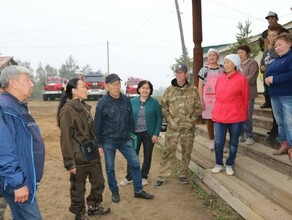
[82, 72, 107, 100]
[43, 77, 67, 101]
[125, 77, 142, 98]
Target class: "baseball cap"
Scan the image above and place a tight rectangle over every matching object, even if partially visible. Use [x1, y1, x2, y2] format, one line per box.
[265, 11, 278, 20]
[105, 73, 121, 84]
[174, 63, 188, 72]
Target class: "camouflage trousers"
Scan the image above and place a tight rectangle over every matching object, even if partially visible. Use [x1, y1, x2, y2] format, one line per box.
[0, 196, 7, 220]
[158, 130, 194, 181]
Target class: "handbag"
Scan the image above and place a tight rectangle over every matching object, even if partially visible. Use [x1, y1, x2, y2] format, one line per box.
[79, 140, 98, 162]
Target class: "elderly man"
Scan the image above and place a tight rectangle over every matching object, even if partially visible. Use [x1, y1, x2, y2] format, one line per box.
[94, 73, 154, 203]
[0, 65, 45, 220]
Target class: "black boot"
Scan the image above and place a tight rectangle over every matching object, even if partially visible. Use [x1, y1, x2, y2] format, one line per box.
[260, 95, 271, 108]
[88, 203, 111, 216]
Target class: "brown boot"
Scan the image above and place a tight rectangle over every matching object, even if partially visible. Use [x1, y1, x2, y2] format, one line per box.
[273, 141, 288, 155]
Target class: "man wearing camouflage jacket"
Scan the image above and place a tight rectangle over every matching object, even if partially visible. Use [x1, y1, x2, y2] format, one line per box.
[155, 64, 202, 187]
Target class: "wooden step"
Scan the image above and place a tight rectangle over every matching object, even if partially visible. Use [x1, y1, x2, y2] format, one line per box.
[253, 115, 273, 130]
[235, 156, 292, 211]
[195, 125, 291, 177]
[175, 147, 292, 220]
[196, 124, 270, 148]
[254, 106, 273, 118]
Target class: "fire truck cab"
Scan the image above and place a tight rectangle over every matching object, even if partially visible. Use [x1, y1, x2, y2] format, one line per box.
[43, 77, 67, 101]
[125, 77, 142, 99]
[82, 72, 107, 100]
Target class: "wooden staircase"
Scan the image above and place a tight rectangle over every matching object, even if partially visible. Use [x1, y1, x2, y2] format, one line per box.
[157, 97, 292, 220]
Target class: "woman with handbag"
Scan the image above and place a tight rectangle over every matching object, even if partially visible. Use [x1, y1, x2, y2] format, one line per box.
[57, 78, 110, 220]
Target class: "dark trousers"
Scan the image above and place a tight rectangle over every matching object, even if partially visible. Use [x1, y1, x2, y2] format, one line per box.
[263, 80, 271, 106]
[69, 162, 105, 215]
[270, 110, 278, 135]
[126, 131, 154, 180]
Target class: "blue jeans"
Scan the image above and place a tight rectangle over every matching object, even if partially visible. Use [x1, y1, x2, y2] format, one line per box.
[214, 122, 243, 167]
[271, 96, 292, 146]
[0, 188, 41, 220]
[103, 140, 143, 193]
[241, 99, 254, 138]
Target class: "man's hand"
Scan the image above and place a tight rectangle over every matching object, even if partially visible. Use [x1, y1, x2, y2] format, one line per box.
[70, 167, 76, 174]
[14, 186, 29, 203]
[98, 148, 104, 157]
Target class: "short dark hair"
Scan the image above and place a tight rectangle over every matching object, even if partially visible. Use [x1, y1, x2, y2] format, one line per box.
[268, 24, 288, 35]
[137, 80, 153, 96]
[236, 45, 251, 54]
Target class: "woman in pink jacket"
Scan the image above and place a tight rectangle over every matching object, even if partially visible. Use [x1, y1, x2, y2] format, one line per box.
[211, 54, 249, 176]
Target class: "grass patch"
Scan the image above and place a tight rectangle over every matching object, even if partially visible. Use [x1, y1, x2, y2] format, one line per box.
[155, 146, 244, 220]
[190, 172, 243, 220]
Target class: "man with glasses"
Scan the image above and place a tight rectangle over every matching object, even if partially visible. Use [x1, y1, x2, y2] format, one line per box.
[94, 73, 154, 203]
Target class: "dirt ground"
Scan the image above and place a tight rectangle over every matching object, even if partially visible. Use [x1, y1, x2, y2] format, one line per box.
[4, 100, 217, 220]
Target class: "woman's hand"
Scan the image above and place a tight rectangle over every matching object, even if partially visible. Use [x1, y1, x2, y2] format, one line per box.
[152, 135, 158, 143]
[265, 76, 273, 86]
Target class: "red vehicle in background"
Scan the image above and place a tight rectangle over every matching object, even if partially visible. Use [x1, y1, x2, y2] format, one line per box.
[125, 76, 142, 98]
[43, 77, 67, 101]
[82, 72, 107, 100]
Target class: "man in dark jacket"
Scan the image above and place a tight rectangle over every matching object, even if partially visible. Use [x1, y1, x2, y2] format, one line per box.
[0, 65, 45, 220]
[94, 73, 154, 203]
[259, 11, 289, 53]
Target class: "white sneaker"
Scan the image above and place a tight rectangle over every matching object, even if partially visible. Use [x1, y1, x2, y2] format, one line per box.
[208, 140, 215, 150]
[226, 166, 234, 176]
[120, 179, 132, 186]
[245, 138, 255, 145]
[211, 165, 223, 174]
[142, 178, 148, 186]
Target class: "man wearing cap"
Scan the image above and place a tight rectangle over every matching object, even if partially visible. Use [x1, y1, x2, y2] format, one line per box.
[94, 73, 154, 203]
[259, 11, 288, 52]
[154, 64, 202, 187]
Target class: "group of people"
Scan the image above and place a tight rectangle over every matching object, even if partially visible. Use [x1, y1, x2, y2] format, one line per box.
[259, 11, 292, 159]
[0, 10, 291, 220]
[199, 11, 292, 177]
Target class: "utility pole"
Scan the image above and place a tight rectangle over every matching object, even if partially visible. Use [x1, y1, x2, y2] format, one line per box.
[175, 0, 193, 83]
[107, 41, 110, 76]
[175, 0, 187, 64]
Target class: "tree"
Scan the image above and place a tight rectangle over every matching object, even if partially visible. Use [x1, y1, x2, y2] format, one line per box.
[15, 59, 34, 80]
[230, 19, 260, 58]
[44, 64, 58, 77]
[35, 63, 46, 84]
[59, 55, 79, 79]
[80, 64, 92, 75]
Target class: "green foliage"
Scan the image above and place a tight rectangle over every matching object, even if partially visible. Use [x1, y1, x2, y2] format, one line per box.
[230, 19, 260, 59]
[59, 55, 80, 80]
[79, 64, 92, 74]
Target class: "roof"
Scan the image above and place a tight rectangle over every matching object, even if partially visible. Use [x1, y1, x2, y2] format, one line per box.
[0, 56, 17, 68]
[203, 44, 229, 54]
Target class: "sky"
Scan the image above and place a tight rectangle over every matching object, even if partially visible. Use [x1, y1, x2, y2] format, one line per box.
[1, 0, 292, 89]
